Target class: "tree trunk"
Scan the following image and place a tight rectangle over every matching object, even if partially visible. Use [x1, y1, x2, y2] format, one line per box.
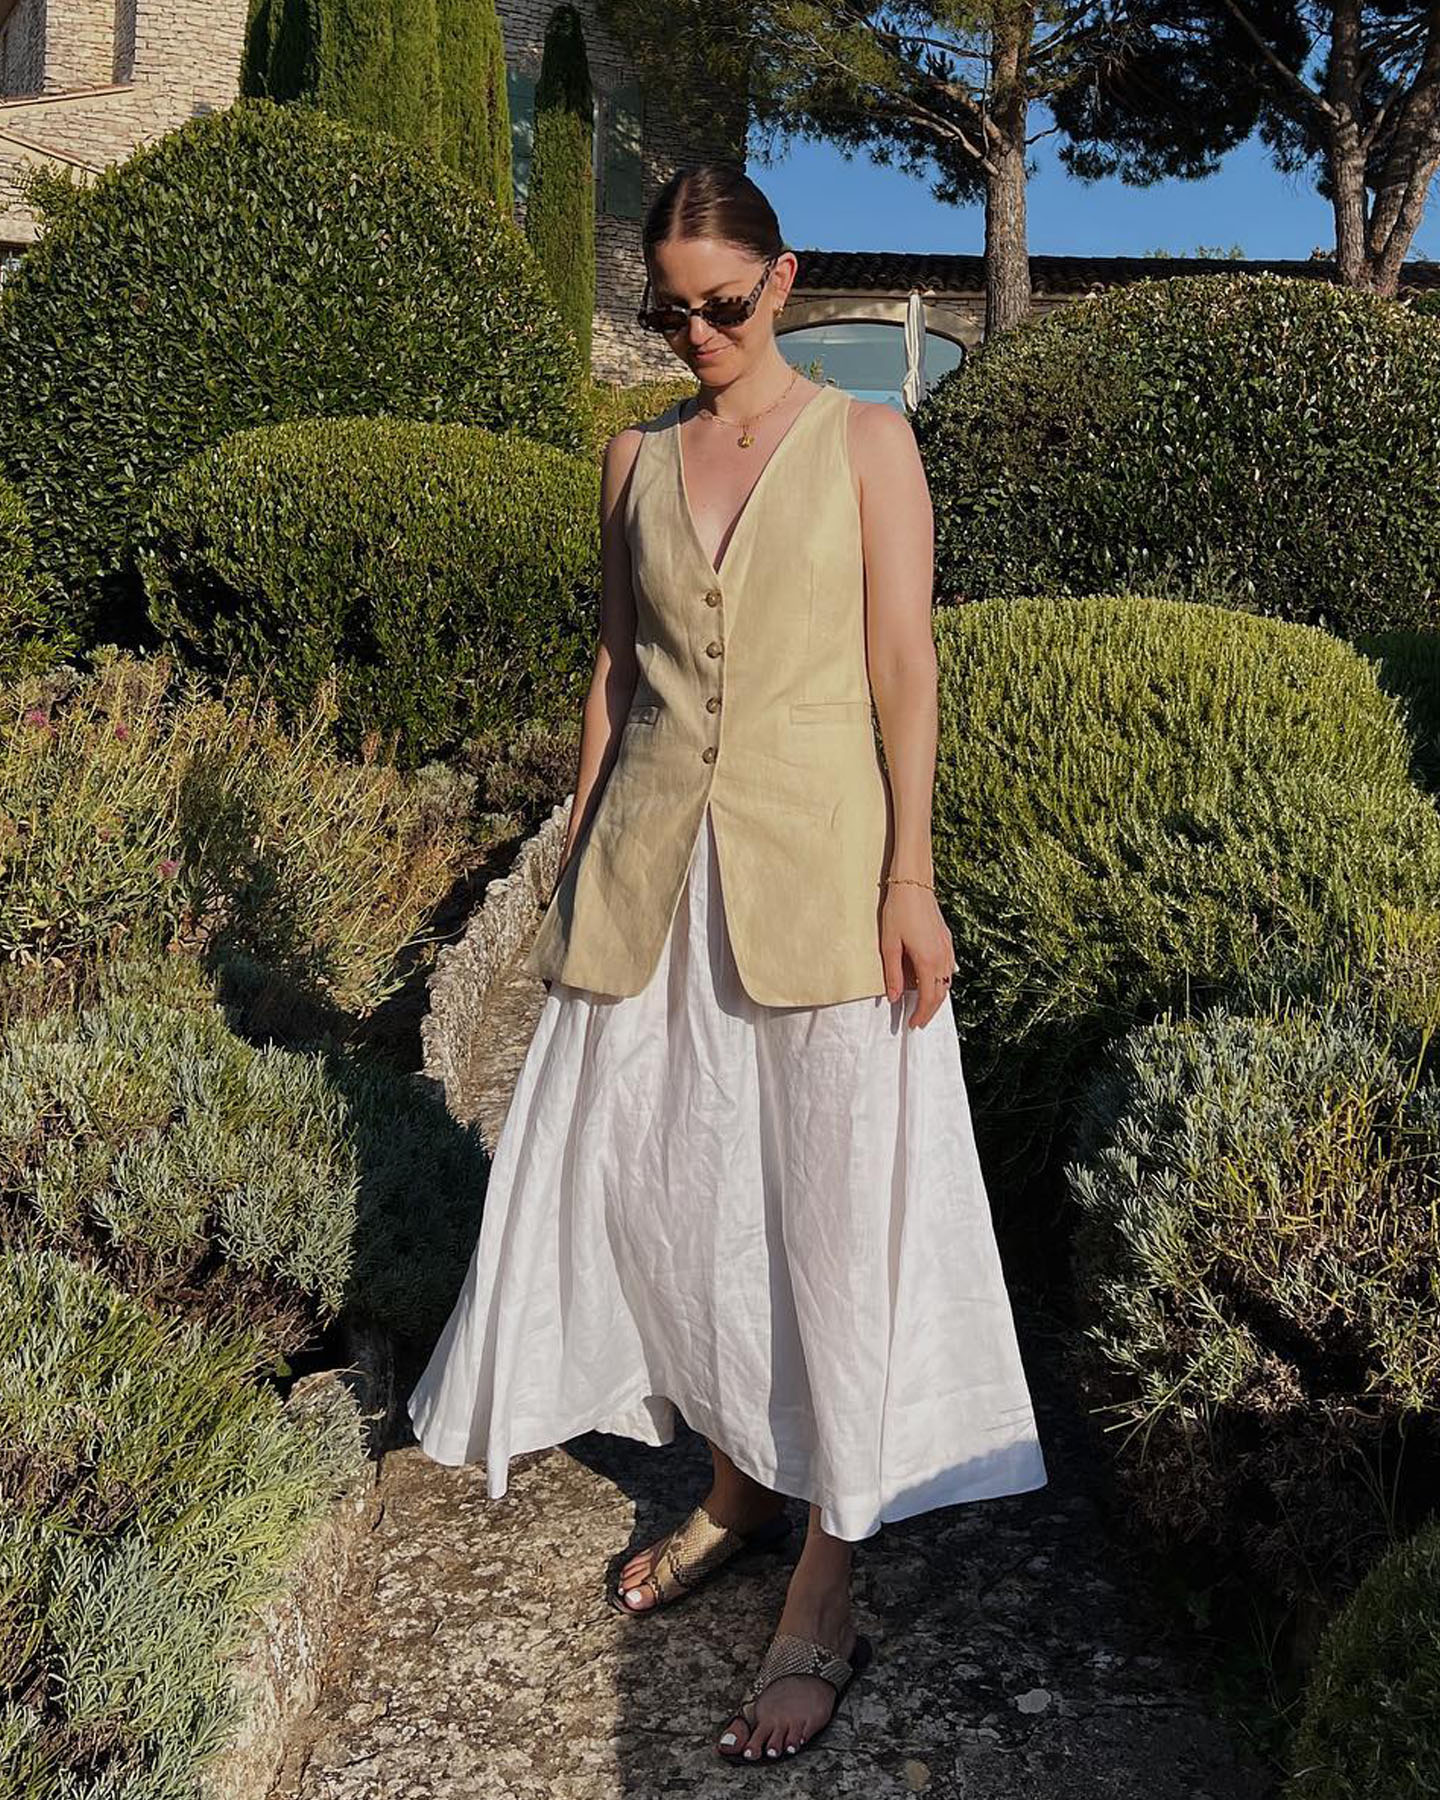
[983, 6, 1033, 338]
[985, 138, 1031, 336]
[1328, 0, 1372, 287]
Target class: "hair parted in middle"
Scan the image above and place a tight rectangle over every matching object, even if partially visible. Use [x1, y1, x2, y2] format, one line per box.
[642, 161, 788, 269]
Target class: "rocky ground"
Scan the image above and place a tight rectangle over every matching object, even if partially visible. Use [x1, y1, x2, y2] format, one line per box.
[269, 945, 1280, 1800]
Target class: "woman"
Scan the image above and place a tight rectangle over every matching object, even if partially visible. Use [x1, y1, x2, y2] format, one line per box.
[407, 160, 1047, 1766]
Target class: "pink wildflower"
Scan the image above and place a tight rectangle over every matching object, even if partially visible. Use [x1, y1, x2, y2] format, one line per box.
[114, 721, 131, 741]
[157, 858, 180, 879]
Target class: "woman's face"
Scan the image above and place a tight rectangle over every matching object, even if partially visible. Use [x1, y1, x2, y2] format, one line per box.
[647, 236, 792, 377]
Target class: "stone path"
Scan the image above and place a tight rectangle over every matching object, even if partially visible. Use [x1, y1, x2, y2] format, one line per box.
[269, 949, 1279, 1800]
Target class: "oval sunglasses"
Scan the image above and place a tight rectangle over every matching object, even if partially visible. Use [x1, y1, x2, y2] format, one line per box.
[636, 255, 778, 334]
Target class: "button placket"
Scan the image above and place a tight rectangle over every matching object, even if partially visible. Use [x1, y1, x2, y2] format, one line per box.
[702, 588, 724, 761]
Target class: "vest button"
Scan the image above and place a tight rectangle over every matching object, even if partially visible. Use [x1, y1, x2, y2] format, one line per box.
[705, 695, 721, 712]
[701, 745, 717, 763]
[704, 589, 722, 606]
[705, 640, 723, 658]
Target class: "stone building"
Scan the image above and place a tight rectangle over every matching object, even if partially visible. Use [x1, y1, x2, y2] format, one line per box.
[0, 0, 741, 380]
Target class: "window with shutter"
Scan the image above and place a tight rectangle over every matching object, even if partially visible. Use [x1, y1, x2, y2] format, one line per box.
[507, 68, 537, 207]
[602, 80, 644, 219]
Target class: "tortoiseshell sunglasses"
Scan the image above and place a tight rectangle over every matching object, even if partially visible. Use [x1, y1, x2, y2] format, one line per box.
[636, 256, 778, 334]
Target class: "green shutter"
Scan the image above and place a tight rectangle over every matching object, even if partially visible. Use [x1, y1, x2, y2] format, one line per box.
[602, 79, 643, 219]
[507, 67, 536, 205]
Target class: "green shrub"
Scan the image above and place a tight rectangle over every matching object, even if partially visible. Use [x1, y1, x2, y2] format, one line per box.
[140, 415, 600, 768]
[0, 1246, 365, 1797]
[583, 374, 698, 461]
[1285, 1517, 1440, 1798]
[0, 651, 467, 1015]
[1067, 995, 1440, 1607]
[0, 95, 586, 648]
[914, 273, 1440, 634]
[0, 949, 487, 1354]
[436, 0, 512, 205]
[934, 595, 1440, 1195]
[526, 3, 594, 366]
[1353, 627, 1440, 793]
[0, 478, 66, 683]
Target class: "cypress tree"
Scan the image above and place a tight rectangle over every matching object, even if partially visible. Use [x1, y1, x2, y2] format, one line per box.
[240, 0, 444, 156]
[526, 5, 596, 367]
[435, 0, 512, 212]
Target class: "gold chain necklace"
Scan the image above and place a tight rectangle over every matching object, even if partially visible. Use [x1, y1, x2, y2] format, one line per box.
[688, 366, 801, 448]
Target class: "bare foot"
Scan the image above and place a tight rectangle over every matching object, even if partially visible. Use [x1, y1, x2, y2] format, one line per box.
[615, 1486, 786, 1614]
[716, 1566, 856, 1759]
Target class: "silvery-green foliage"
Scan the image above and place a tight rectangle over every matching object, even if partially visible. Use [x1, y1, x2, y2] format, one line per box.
[1067, 996, 1440, 1602]
[0, 1248, 365, 1795]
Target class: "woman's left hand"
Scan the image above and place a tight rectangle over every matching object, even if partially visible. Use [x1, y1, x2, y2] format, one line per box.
[880, 883, 956, 1028]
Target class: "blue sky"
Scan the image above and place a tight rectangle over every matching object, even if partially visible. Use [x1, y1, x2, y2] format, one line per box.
[752, 115, 1440, 264]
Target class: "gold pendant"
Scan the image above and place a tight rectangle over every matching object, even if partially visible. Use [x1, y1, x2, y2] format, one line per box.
[738, 430, 754, 448]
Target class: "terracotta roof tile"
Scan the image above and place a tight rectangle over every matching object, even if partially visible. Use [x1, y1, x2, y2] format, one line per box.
[791, 247, 1440, 294]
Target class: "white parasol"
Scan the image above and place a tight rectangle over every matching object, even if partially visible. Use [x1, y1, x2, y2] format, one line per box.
[902, 288, 929, 412]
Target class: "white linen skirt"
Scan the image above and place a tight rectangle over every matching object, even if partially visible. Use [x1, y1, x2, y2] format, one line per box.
[406, 804, 1048, 1541]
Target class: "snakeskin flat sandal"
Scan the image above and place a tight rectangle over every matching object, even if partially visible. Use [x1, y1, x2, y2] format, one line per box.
[716, 1628, 875, 1764]
[607, 1501, 794, 1615]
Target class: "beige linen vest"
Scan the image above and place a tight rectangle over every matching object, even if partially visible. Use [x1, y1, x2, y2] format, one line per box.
[522, 381, 893, 1007]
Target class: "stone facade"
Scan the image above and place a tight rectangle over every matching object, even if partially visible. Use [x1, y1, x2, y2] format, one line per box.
[0, 0, 248, 254]
[0, 0, 742, 383]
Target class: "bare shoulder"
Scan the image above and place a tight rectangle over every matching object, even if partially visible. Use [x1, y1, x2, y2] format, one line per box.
[842, 395, 926, 505]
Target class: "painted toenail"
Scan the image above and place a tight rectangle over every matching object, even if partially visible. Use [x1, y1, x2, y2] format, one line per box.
[744, 1748, 757, 1759]
[766, 1746, 779, 1758]
[719, 1733, 736, 1747]
[786, 1745, 797, 1754]
[624, 1589, 645, 1605]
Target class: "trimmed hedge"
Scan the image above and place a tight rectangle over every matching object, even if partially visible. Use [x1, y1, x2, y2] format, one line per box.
[0, 650, 468, 1016]
[0, 95, 586, 648]
[0, 477, 65, 683]
[0, 949, 488, 1355]
[1285, 1518, 1440, 1798]
[1067, 994, 1440, 1606]
[584, 374, 698, 461]
[1353, 628, 1440, 793]
[140, 415, 601, 769]
[913, 273, 1440, 634]
[0, 1246, 366, 1797]
[934, 596, 1440, 1195]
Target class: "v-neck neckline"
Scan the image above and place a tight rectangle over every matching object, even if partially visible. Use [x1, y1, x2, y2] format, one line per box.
[674, 382, 835, 585]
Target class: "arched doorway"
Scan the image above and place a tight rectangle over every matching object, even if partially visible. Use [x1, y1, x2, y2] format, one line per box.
[776, 318, 965, 409]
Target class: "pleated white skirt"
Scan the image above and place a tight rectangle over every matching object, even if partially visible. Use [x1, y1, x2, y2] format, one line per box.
[406, 804, 1048, 1541]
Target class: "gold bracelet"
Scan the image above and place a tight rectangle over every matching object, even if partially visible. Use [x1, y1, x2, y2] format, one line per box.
[883, 875, 935, 890]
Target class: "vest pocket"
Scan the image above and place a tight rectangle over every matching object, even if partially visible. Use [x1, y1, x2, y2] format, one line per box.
[626, 702, 661, 725]
[789, 699, 871, 724]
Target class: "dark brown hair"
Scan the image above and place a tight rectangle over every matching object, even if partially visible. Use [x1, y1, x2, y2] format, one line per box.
[642, 161, 787, 272]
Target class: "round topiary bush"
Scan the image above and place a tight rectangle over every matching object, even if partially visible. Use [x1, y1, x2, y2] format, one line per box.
[913, 273, 1440, 634]
[1352, 627, 1440, 793]
[0, 474, 66, 679]
[139, 414, 600, 768]
[0, 95, 587, 649]
[1067, 994, 1440, 1608]
[934, 595, 1440, 1200]
[1285, 1517, 1440, 1798]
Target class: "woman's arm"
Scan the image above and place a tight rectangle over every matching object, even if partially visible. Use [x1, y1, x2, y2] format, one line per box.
[555, 425, 646, 876]
[852, 400, 956, 1029]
